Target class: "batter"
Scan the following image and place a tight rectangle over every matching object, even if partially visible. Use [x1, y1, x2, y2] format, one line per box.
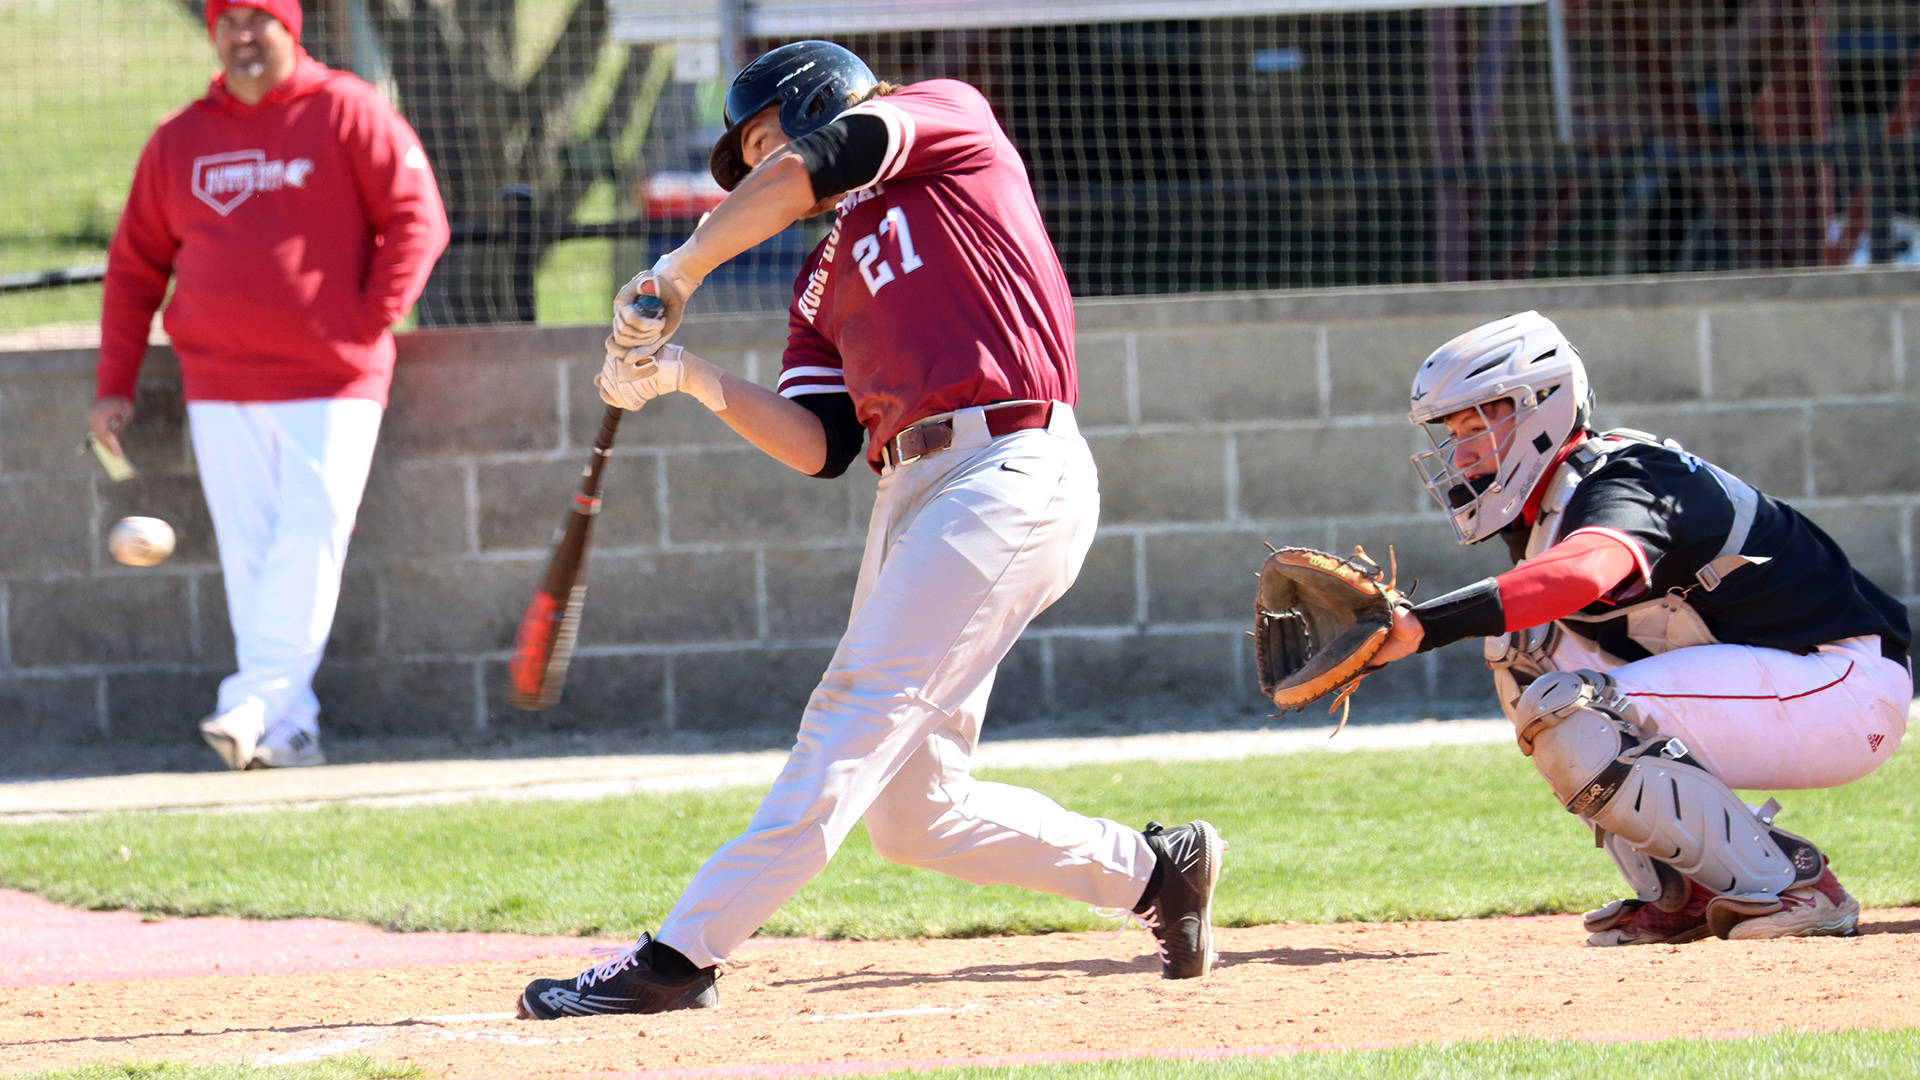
[1371, 310, 1910, 945]
[517, 40, 1221, 1019]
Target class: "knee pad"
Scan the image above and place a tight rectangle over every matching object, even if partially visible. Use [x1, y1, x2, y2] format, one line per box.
[1512, 669, 1650, 757]
[1486, 625, 1558, 734]
[1519, 671, 1825, 903]
[1515, 671, 1629, 797]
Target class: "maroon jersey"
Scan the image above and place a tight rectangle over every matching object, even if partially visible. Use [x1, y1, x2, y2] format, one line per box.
[773, 80, 1076, 469]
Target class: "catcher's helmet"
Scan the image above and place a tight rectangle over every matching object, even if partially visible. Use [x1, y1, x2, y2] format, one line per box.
[708, 40, 877, 191]
[1407, 310, 1593, 544]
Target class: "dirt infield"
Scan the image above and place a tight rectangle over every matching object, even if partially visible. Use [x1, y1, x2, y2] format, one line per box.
[3, 888, 1917, 1079]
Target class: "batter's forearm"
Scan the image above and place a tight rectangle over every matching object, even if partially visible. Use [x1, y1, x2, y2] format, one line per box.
[709, 376, 832, 475]
[670, 154, 820, 280]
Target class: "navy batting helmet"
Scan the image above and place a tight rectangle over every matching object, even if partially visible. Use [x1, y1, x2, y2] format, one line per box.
[708, 40, 877, 191]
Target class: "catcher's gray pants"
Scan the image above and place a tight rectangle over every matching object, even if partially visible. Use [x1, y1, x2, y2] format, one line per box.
[657, 404, 1156, 968]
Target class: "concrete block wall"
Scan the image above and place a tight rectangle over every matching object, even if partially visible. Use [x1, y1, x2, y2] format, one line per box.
[2, 269, 1915, 751]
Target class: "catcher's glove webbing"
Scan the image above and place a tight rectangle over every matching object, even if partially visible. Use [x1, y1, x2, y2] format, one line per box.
[1253, 545, 1408, 736]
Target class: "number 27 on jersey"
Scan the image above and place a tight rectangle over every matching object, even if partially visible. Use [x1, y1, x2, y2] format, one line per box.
[852, 207, 923, 296]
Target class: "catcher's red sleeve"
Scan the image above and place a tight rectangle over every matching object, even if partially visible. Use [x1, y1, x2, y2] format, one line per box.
[1496, 529, 1644, 629]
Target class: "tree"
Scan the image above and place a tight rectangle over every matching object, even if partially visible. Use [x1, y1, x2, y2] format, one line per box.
[368, 0, 659, 325]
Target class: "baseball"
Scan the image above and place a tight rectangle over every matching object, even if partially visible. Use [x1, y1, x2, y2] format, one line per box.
[108, 516, 175, 567]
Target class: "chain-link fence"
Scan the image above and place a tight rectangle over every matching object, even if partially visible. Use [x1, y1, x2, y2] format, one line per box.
[4, 0, 1916, 335]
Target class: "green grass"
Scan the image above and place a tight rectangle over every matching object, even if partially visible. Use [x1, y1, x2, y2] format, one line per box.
[5, 742, 1917, 1080]
[2, 742, 1915, 939]
[0, 0, 667, 334]
[18, 1029, 1920, 1080]
[0, 0, 210, 330]
[915, 1028, 1920, 1078]
[0, 0, 209, 255]
[535, 180, 621, 327]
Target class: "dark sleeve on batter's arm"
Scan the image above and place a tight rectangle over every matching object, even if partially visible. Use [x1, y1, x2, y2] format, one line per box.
[1413, 530, 1643, 651]
[794, 392, 866, 479]
[788, 114, 891, 202]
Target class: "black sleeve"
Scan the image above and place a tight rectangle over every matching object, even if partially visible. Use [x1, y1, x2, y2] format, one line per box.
[1412, 577, 1506, 652]
[795, 392, 866, 479]
[789, 113, 891, 201]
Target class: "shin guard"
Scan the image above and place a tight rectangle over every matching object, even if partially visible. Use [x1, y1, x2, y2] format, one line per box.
[1518, 671, 1825, 905]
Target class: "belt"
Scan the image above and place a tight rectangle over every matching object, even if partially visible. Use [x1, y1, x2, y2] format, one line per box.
[881, 401, 1054, 469]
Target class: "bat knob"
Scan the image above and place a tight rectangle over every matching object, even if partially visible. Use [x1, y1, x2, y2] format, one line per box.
[632, 294, 666, 320]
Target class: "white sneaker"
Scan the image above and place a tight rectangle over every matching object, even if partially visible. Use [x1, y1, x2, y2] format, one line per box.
[249, 725, 326, 769]
[1720, 868, 1860, 940]
[199, 704, 267, 771]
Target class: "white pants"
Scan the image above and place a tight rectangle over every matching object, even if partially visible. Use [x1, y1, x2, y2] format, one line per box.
[1546, 630, 1911, 791]
[658, 404, 1155, 968]
[189, 399, 383, 737]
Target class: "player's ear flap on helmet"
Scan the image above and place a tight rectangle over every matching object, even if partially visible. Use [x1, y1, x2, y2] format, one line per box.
[1406, 311, 1590, 545]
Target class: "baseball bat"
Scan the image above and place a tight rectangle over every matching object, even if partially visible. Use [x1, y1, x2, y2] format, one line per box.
[506, 292, 665, 710]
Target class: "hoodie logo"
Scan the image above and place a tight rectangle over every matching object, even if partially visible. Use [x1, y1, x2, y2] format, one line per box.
[191, 150, 315, 216]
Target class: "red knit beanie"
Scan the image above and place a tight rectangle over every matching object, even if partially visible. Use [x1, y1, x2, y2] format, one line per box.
[205, 0, 302, 42]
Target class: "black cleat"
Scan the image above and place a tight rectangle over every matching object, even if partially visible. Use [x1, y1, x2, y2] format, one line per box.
[516, 932, 717, 1019]
[1139, 820, 1223, 979]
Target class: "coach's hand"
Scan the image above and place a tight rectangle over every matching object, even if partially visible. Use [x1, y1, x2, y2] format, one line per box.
[88, 396, 135, 461]
[609, 252, 702, 355]
[596, 344, 728, 413]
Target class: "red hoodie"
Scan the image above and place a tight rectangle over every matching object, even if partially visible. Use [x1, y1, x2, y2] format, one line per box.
[97, 53, 450, 406]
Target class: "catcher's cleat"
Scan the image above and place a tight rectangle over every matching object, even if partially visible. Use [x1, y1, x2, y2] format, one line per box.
[1713, 866, 1860, 941]
[1139, 820, 1223, 979]
[517, 932, 717, 1019]
[198, 705, 266, 772]
[1583, 881, 1714, 946]
[248, 725, 325, 769]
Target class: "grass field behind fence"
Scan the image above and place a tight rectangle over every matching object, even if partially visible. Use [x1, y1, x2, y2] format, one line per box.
[0, 0, 631, 334]
[4, 740, 1917, 1079]
[0, 0, 208, 331]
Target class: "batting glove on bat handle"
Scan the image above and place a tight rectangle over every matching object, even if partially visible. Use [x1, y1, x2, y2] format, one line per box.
[609, 255, 698, 351]
[606, 292, 667, 359]
[596, 344, 728, 414]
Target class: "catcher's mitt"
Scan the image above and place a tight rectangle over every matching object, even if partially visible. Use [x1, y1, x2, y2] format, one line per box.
[1253, 545, 1408, 735]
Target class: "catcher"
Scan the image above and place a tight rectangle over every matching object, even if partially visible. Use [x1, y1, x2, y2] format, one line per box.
[1261, 310, 1910, 946]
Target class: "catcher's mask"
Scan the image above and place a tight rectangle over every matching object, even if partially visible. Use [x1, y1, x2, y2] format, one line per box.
[708, 40, 877, 191]
[1407, 310, 1592, 544]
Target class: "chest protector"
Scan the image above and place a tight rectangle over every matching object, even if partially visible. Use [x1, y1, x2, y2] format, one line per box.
[1526, 430, 1771, 657]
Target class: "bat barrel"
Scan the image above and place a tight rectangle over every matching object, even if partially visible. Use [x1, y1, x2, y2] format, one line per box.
[509, 288, 663, 710]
